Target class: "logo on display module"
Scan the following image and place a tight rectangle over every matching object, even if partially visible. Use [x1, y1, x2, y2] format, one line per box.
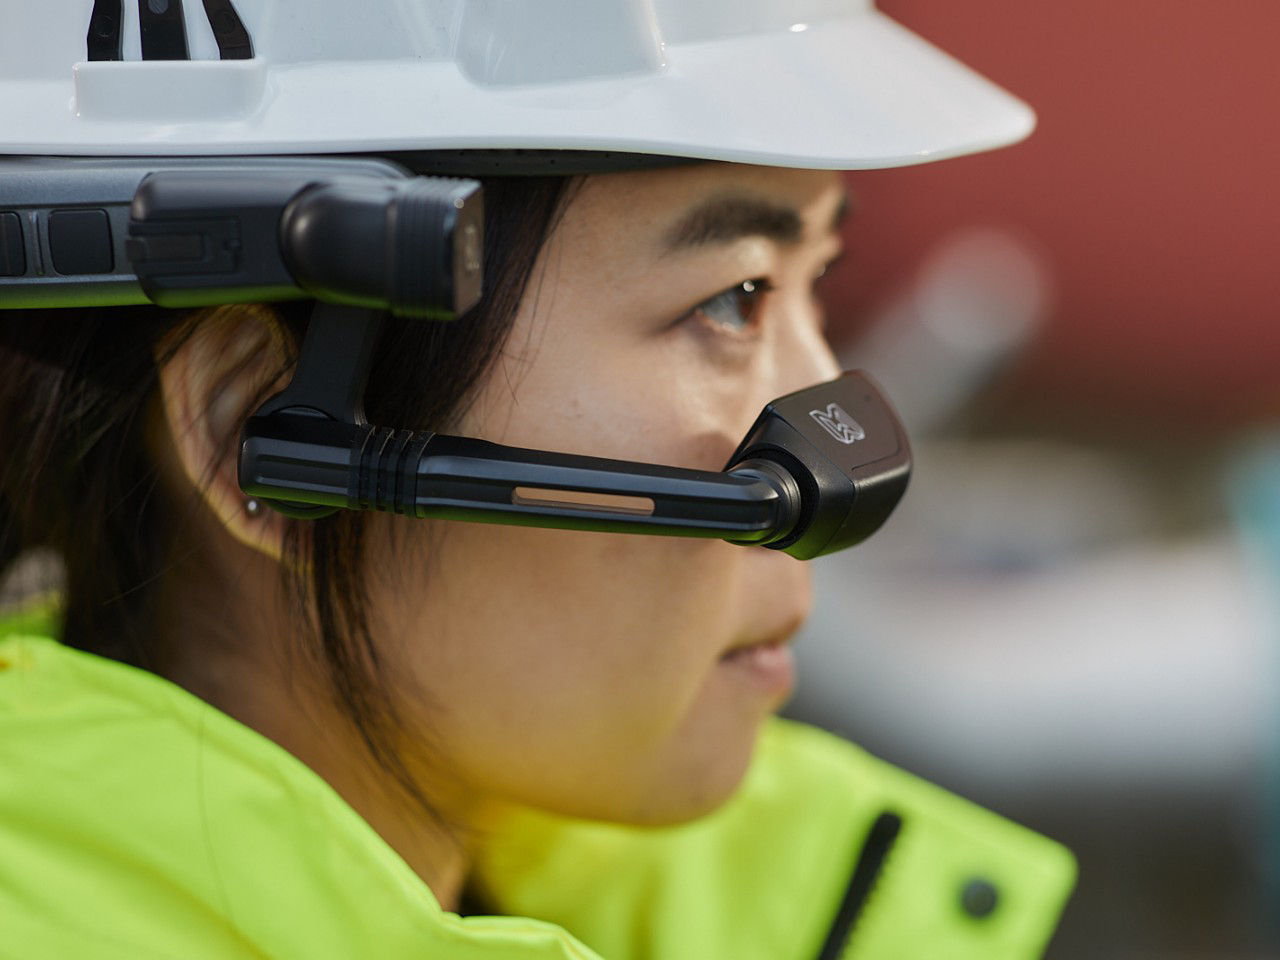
[809, 403, 866, 445]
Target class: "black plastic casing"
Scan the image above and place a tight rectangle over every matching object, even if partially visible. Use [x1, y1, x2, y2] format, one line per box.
[239, 414, 796, 539]
[725, 371, 910, 560]
[127, 170, 483, 318]
[0, 156, 412, 309]
[239, 361, 909, 559]
[237, 311, 906, 558]
[128, 172, 302, 306]
[238, 303, 803, 537]
[280, 177, 483, 319]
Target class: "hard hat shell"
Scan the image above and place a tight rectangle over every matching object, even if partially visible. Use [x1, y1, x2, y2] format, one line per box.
[2, 0, 1033, 168]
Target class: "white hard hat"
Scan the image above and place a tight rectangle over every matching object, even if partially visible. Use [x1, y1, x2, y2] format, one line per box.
[1, 0, 1033, 168]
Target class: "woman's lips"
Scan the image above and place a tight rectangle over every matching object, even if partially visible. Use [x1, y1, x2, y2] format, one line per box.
[718, 635, 796, 700]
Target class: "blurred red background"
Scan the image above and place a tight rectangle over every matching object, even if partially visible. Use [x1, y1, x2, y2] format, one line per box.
[829, 1, 1280, 429]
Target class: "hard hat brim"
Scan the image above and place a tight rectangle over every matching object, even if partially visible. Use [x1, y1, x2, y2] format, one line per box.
[7, 10, 1033, 169]
[553, 10, 1038, 170]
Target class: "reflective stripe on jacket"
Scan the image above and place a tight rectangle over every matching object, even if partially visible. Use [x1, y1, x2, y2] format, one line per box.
[0, 613, 1075, 959]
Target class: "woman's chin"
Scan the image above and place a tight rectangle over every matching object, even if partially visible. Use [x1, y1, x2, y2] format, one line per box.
[607, 707, 772, 828]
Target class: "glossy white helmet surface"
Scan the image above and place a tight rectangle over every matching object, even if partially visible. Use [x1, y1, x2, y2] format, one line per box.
[1, 0, 1034, 168]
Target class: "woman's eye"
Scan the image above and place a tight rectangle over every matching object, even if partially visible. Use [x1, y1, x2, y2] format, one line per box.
[683, 278, 772, 334]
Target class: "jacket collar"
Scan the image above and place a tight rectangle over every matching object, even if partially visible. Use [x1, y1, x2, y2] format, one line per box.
[0, 629, 602, 959]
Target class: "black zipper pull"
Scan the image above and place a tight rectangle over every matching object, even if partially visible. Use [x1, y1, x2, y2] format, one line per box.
[816, 811, 903, 960]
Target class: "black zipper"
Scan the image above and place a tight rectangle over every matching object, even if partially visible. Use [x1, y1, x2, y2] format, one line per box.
[815, 810, 903, 960]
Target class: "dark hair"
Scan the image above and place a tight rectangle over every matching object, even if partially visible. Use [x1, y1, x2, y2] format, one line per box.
[0, 174, 574, 809]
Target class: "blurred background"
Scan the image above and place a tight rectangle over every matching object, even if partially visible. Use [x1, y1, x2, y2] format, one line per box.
[785, 2, 1280, 957]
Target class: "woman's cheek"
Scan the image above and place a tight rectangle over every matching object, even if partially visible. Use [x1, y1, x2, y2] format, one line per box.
[386, 538, 742, 817]
[402, 523, 732, 740]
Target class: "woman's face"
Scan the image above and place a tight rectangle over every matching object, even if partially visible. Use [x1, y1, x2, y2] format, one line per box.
[370, 163, 845, 826]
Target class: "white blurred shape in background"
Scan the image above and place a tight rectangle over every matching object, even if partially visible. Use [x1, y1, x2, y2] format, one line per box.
[791, 226, 1274, 804]
[848, 226, 1050, 435]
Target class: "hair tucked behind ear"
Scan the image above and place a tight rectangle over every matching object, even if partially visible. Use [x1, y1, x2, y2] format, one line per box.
[0, 174, 574, 808]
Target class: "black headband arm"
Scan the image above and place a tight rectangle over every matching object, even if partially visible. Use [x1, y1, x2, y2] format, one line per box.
[238, 304, 910, 560]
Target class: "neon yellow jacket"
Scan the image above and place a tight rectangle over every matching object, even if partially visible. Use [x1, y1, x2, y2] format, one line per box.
[0, 609, 1074, 959]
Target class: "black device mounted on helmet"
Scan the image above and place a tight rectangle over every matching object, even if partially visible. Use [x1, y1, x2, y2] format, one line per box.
[0, 156, 910, 560]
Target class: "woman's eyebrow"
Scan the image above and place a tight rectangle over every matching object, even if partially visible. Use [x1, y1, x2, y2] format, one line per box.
[662, 194, 804, 251]
[662, 191, 852, 252]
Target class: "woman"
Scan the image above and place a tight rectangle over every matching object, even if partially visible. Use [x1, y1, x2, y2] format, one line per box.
[0, 3, 1073, 958]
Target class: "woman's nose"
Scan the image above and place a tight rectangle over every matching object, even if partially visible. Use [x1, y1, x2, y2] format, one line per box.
[781, 309, 842, 397]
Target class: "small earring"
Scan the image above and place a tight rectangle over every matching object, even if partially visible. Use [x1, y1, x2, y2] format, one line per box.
[244, 498, 263, 517]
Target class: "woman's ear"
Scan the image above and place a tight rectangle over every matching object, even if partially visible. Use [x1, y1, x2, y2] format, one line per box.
[154, 306, 293, 562]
